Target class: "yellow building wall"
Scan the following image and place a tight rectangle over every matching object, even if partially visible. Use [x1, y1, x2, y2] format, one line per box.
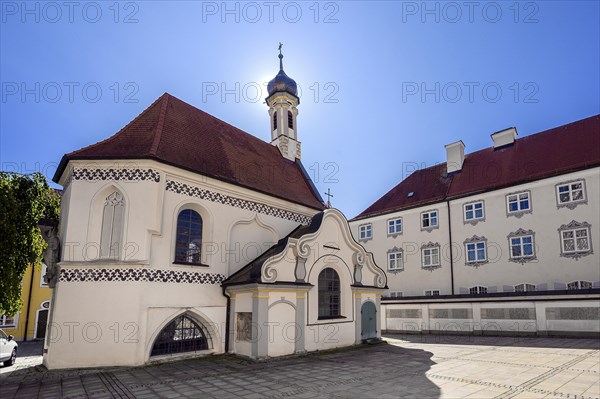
[2, 264, 52, 341]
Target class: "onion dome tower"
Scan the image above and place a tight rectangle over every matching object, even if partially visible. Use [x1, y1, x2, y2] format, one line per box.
[266, 43, 300, 161]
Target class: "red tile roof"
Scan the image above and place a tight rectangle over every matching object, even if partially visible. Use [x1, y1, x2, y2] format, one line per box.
[353, 114, 600, 220]
[54, 93, 325, 210]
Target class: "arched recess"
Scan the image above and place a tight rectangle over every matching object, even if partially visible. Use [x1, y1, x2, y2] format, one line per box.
[306, 255, 354, 323]
[87, 183, 130, 261]
[227, 214, 277, 276]
[171, 201, 213, 266]
[147, 310, 219, 359]
[267, 301, 296, 357]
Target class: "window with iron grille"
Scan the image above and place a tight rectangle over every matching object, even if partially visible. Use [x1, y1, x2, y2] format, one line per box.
[514, 283, 536, 293]
[469, 286, 487, 294]
[151, 315, 209, 356]
[567, 281, 592, 290]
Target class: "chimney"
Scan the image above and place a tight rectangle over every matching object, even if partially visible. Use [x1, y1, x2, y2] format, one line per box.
[491, 127, 517, 149]
[445, 141, 465, 175]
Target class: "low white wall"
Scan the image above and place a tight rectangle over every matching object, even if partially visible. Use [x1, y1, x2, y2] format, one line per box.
[382, 296, 600, 337]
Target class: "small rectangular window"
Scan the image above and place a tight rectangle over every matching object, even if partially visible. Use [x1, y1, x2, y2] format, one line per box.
[388, 251, 404, 271]
[561, 227, 590, 253]
[464, 201, 484, 221]
[421, 210, 438, 229]
[424, 290, 440, 296]
[388, 218, 402, 235]
[389, 291, 403, 298]
[359, 224, 372, 240]
[515, 283, 535, 293]
[507, 191, 531, 214]
[0, 314, 17, 328]
[469, 286, 487, 294]
[567, 281, 592, 290]
[422, 246, 440, 268]
[466, 241, 487, 263]
[510, 235, 535, 259]
[556, 180, 586, 205]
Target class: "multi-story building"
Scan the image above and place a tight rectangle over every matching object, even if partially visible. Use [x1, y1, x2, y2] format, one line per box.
[0, 262, 52, 341]
[350, 115, 600, 298]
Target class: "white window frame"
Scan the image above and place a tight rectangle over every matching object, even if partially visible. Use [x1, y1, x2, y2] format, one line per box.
[387, 217, 403, 236]
[387, 251, 404, 272]
[464, 201, 485, 222]
[567, 281, 592, 290]
[424, 289, 440, 296]
[465, 241, 487, 264]
[560, 227, 591, 254]
[556, 180, 586, 208]
[469, 286, 487, 294]
[506, 191, 531, 216]
[508, 230, 536, 264]
[358, 223, 373, 241]
[514, 283, 536, 293]
[421, 245, 441, 269]
[388, 291, 403, 298]
[421, 210, 439, 230]
[0, 313, 18, 328]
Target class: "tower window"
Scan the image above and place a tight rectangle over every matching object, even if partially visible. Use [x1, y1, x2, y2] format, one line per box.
[273, 112, 277, 130]
[288, 111, 293, 129]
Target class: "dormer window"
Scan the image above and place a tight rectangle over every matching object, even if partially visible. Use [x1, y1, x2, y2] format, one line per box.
[288, 111, 293, 129]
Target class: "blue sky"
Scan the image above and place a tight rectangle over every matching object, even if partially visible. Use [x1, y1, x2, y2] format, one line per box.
[1, 1, 599, 218]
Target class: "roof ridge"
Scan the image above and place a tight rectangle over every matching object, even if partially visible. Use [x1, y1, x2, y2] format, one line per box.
[149, 93, 170, 156]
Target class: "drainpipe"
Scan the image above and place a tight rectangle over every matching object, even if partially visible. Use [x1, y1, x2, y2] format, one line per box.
[221, 286, 231, 353]
[446, 200, 455, 295]
[23, 264, 35, 341]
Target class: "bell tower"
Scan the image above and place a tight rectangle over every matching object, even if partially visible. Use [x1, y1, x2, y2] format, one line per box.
[266, 43, 301, 161]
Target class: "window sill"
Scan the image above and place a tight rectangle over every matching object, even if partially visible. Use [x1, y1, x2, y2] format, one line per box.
[172, 262, 210, 267]
[317, 315, 346, 321]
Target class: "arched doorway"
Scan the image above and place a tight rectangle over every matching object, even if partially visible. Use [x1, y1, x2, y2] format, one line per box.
[35, 301, 50, 340]
[361, 301, 377, 340]
[151, 314, 210, 356]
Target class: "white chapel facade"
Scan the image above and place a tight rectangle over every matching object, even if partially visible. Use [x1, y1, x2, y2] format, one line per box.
[44, 52, 386, 369]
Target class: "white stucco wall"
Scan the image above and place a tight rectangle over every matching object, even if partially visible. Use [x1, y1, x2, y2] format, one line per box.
[351, 167, 600, 297]
[45, 159, 321, 369]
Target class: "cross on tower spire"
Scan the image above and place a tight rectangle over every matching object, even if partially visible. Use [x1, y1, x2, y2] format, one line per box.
[278, 42, 284, 70]
[324, 188, 334, 208]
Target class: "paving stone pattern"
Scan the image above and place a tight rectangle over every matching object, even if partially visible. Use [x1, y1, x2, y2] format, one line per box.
[1, 336, 598, 398]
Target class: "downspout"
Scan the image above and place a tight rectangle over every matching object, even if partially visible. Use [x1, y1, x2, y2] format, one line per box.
[24, 264, 35, 341]
[446, 200, 455, 295]
[221, 286, 231, 353]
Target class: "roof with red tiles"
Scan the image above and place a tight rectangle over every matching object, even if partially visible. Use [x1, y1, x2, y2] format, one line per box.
[353, 114, 600, 220]
[54, 93, 325, 210]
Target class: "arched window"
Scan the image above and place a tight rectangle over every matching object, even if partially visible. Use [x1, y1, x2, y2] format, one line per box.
[175, 209, 203, 264]
[100, 191, 125, 259]
[273, 112, 278, 130]
[318, 268, 341, 319]
[151, 314, 209, 356]
[287, 110, 293, 129]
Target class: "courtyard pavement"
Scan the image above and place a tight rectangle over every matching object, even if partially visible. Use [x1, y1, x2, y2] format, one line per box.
[0, 335, 598, 398]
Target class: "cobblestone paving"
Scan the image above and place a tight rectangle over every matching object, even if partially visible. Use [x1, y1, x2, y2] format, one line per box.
[0, 336, 598, 398]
